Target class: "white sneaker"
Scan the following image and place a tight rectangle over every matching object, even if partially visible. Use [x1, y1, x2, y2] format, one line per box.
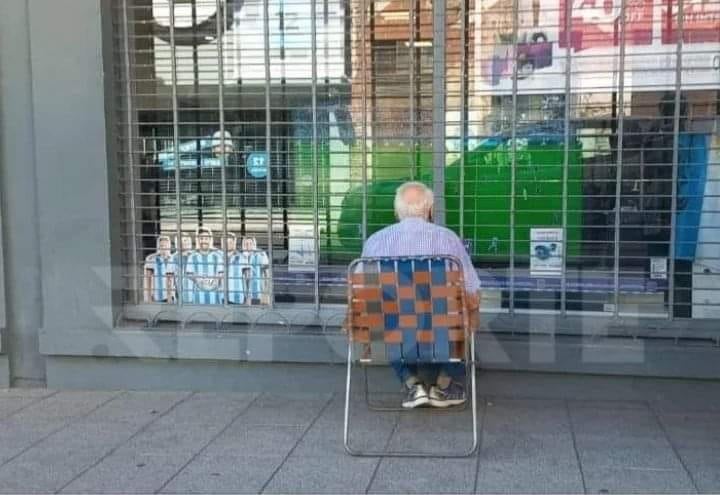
[402, 383, 430, 409]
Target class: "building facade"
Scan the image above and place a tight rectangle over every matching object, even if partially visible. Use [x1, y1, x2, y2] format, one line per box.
[0, 0, 718, 388]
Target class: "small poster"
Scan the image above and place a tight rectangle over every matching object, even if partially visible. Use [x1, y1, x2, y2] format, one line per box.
[650, 257, 668, 280]
[246, 152, 268, 179]
[288, 225, 316, 272]
[530, 228, 564, 277]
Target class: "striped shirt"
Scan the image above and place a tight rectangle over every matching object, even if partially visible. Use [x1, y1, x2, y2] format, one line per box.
[171, 250, 193, 304]
[225, 251, 246, 304]
[361, 217, 480, 293]
[243, 250, 269, 300]
[186, 250, 224, 305]
[144, 253, 174, 302]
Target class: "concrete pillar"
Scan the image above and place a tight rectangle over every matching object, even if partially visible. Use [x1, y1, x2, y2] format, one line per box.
[0, 0, 46, 385]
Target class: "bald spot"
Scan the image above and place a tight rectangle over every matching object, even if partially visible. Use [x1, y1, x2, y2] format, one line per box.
[401, 185, 426, 212]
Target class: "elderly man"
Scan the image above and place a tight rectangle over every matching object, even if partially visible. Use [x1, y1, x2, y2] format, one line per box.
[361, 181, 480, 409]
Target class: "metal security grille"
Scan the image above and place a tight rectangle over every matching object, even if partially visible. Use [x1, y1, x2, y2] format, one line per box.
[114, 0, 720, 335]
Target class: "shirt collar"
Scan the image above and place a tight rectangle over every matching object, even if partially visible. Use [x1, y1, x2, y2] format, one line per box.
[399, 217, 429, 225]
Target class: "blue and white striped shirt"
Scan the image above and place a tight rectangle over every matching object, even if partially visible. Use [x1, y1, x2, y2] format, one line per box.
[225, 251, 246, 304]
[244, 250, 269, 299]
[361, 217, 480, 293]
[144, 253, 174, 302]
[186, 250, 224, 305]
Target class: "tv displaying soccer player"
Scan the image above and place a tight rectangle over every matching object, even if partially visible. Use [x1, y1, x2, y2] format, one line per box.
[143, 235, 174, 303]
[186, 227, 224, 305]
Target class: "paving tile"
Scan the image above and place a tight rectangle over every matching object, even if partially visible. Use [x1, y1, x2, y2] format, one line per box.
[122, 422, 227, 454]
[83, 391, 190, 424]
[295, 416, 396, 457]
[263, 454, 377, 494]
[656, 412, 720, 449]
[569, 407, 664, 439]
[158, 392, 257, 425]
[674, 447, 720, 493]
[568, 400, 649, 411]
[577, 443, 683, 471]
[386, 409, 478, 456]
[483, 399, 569, 436]
[476, 457, 583, 494]
[11, 391, 120, 423]
[0, 391, 55, 419]
[583, 467, 697, 494]
[159, 453, 285, 494]
[207, 424, 305, 457]
[369, 457, 477, 494]
[61, 451, 190, 494]
[241, 394, 331, 426]
[0, 418, 63, 465]
[0, 415, 167, 493]
[0, 442, 108, 493]
[475, 432, 582, 493]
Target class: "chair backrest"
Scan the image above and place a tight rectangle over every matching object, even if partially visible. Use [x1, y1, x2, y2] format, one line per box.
[347, 255, 469, 364]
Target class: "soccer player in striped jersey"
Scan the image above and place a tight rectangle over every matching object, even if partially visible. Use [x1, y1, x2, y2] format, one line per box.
[171, 235, 193, 304]
[186, 227, 224, 305]
[223, 233, 246, 304]
[241, 237, 270, 304]
[143, 235, 175, 303]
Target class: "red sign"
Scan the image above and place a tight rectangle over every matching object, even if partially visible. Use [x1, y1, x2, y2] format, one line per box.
[559, 0, 654, 51]
[663, 0, 720, 43]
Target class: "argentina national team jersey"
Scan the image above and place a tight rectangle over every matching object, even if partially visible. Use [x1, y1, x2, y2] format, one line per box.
[144, 253, 174, 302]
[171, 251, 193, 304]
[246, 251, 269, 300]
[225, 252, 246, 304]
[186, 250, 224, 305]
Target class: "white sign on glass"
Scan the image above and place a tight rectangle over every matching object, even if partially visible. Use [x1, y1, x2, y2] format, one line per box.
[530, 227, 564, 277]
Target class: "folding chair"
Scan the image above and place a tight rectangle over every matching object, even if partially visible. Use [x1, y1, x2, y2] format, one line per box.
[343, 255, 478, 457]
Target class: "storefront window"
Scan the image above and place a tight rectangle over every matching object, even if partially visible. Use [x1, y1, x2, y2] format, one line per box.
[114, 0, 720, 331]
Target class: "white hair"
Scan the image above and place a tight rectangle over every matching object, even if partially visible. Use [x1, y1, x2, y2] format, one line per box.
[394, 181, 434, 220]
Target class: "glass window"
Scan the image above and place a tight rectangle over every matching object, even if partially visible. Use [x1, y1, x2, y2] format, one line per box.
[114, 0, 720, 333]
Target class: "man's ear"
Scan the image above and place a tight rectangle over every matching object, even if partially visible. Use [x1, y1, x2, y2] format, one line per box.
[428, 207, 433, 222]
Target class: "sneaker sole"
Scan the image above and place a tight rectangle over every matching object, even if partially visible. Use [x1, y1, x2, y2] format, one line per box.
[402, 396, 430, 409]
[428, 398, 466, 408]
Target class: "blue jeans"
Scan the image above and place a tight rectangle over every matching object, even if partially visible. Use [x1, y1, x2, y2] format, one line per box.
[390, 361, 465, 386]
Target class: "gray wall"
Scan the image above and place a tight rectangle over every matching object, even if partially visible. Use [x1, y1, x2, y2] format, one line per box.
[0, 0, 45, 385]
[0, 206, 9, 387]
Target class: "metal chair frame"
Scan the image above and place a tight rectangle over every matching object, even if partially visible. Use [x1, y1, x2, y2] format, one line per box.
[343, 255, 478, 457]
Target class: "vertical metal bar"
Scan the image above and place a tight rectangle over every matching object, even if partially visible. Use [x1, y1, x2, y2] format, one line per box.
[169, 0, 184, 306]
[216, 0, 229, 307]
[459, 0, 467, 239]
[560, 0, 572, 316]
[311, 0, 321, 310]
[612, 0, 628, 318]
[668, 0, 685, 320]
[122, 0, 139, 305]
[409, 0, 416, 181]
[509, 0, 519, 314]
[432, 0, 446, 225]
[360, 0, 368, 241]
[264, 0, 275, 307]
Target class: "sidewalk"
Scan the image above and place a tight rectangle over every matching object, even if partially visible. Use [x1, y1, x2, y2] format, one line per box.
[0, 371, 719, 494]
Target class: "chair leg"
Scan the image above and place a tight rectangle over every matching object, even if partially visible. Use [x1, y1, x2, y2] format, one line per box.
[343, 340, 354, 455]
[345, 348, 479, 457]
[467, 334, 479, 455]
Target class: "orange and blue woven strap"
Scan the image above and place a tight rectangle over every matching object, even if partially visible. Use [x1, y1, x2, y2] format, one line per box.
[348, 257, 466, 362]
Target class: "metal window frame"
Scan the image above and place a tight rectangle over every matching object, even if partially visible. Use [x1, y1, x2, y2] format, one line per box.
[114, 0, 720, 337]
